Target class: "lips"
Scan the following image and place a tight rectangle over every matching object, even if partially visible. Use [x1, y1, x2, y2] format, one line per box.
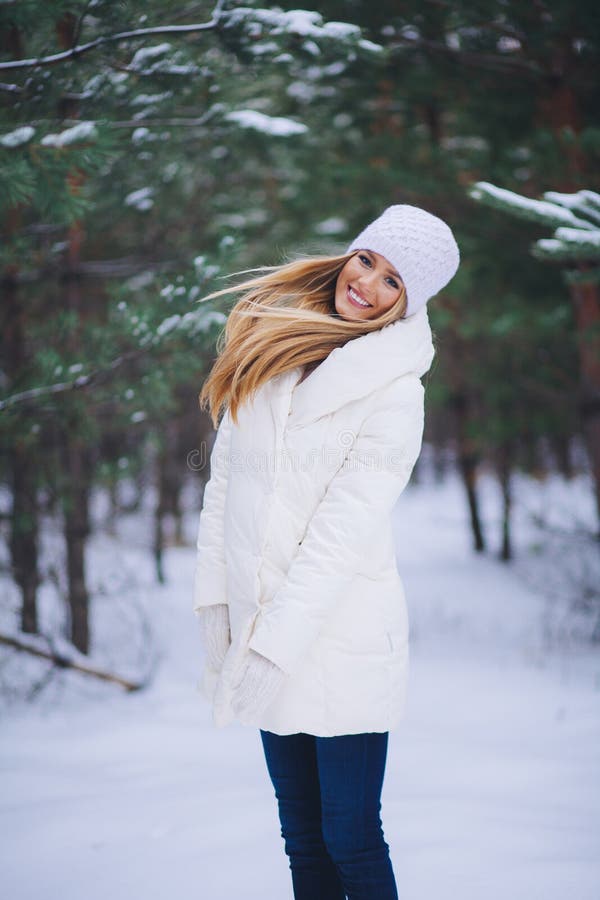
[346, 285, 372, 309]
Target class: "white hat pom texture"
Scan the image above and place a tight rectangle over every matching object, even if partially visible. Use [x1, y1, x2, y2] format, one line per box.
[346, 204, 460, 317]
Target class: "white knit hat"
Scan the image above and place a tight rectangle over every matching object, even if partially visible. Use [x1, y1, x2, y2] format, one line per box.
[346, 204, 460, 317]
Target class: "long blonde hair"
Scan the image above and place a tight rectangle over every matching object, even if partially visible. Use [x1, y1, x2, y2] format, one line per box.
[198, 251, 408, 428]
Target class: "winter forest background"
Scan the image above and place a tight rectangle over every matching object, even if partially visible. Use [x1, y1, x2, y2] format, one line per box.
[1, 3, 599, 899]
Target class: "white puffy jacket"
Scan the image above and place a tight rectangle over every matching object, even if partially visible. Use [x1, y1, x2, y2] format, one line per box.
[193, 304, 435, 736]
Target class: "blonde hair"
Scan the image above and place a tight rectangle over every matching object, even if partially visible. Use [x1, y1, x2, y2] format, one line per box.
[198, 251, 408, 428]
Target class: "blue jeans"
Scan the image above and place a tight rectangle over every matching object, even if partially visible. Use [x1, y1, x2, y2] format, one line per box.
[259, 730, 398, 900]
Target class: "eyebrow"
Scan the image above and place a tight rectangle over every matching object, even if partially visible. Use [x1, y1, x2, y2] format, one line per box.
[363, 249, 401, 280]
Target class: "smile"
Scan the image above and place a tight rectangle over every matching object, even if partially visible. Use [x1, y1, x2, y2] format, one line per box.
[347, 286, 372, 308]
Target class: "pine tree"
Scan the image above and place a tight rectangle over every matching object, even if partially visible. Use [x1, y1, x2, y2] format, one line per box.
[470, 182, 600, 530]
[0, 0, 383, 656]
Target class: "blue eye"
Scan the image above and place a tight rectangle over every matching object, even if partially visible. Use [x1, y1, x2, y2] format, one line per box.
[358, 253, 399, 289]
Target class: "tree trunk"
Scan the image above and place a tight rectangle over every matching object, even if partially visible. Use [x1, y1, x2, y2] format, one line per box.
[457, 442, 486, 553]
[62, 437, 92, 654]
[153, 446, 167, 584]
[552, 434, 574, 480]
[3, 265, 40, 633]
[496, 441, 513, 562]
[449, 388, 486, 553]
[10, 446, 39, 634]
[452, 391, 485, 553]
[569, 277, 600, 533]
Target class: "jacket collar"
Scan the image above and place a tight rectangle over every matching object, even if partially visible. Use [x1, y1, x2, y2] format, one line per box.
[287, 305, 435, 426]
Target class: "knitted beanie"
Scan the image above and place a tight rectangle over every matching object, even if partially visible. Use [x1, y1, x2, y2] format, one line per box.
[346, 205, 460, 317]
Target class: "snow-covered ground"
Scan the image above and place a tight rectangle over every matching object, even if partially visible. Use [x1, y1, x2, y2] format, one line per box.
[1, 462, 599, 900]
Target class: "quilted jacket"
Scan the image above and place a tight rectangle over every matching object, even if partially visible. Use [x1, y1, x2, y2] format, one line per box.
[193, 304, 435, 736]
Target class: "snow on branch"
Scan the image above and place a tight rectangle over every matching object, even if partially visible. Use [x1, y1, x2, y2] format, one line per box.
[225, 109, 308, 136]
[41, 121, 98, 147]
[543, 190, 600, 228]
[0, 351, 141, 412]
[219, 6, 383, 54]
[0, 125, 35, 147]
[470, 181, 600, 264]
[0, 306, 225, 412]
[469, 182, 596, 231]
[0, 2, 381, 73]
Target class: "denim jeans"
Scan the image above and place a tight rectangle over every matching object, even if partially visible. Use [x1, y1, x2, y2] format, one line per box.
[259, 730, 398, 900]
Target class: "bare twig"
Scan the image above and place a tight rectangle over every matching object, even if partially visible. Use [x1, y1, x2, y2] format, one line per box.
[71, 0, 94, 51]
[0, 632, 144, 691]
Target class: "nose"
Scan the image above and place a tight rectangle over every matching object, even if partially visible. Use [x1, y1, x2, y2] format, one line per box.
[357, 269, 378, 297]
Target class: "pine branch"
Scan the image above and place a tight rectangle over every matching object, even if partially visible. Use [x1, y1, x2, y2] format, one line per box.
[469, 182, 597, 231]
[0, 348, 145, 412]
[111, 115, 214, 128]
[391, 31, 542, 78]
[0, 0, 226, 71]
[3, 257, 172, 282]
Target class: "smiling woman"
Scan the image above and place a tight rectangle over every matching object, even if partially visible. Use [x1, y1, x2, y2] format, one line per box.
[193, 203, 460, 900]
[334, 249, 406, 320]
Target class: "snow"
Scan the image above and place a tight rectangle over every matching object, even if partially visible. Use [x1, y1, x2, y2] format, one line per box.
[314, 216, 347, 235]
[249, 40, 280, 56]
[543, 191, 600, 227]
[222, 7, 382, 52]
[124, 187, 154, 211]
[153, 64, 200, 76]
[544, 190, 589, 210]
[359, 38, 384, 54]
[131, 127, 152, 144]
[580, 190, 600, 210]
[301, 38, 320, 56]
[155, 313, 182, 337]
[1, 462, 598, 899]
[130, 43, 172, 67]
[470, 182, 597, 230]
[225, 109, 308, 136]
[554, 226, 600, 247]
[497, 35, 522, 52]
[0, 125, 35, 148]
[535, 238, 564, 255]
[41, 121, 97, 147]
[130, 92, 172, 106]
[287, 80, 317, 102]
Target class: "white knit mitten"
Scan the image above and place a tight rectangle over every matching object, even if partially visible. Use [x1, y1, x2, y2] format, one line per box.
[231, 649, 287, 723]
[198, 603, 231, 671]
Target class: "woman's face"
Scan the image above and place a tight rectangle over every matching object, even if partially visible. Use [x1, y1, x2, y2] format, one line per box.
[334, 250, 405, 320]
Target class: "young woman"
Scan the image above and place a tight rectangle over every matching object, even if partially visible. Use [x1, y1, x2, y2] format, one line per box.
[193, 205, 460, 900]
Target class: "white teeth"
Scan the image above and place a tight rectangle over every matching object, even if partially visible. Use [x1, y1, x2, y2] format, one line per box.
[349, 287, 370, 307]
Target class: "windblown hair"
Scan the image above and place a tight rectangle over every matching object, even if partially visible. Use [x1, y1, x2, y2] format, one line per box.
[198, 251, 408, 428]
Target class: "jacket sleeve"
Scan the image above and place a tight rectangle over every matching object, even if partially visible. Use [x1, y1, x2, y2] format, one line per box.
[192, 408, 233, 614]
[247, 377, 426, 675]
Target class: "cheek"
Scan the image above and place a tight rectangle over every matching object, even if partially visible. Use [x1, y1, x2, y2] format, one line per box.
[378, 289, 401, 312]
[341, 259, 361, 282]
